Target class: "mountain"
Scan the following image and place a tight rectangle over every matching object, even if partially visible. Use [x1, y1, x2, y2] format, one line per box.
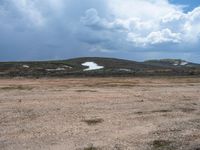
[0, 57, 200, 77]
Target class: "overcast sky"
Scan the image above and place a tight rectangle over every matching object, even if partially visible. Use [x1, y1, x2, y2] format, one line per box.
[0, 0, 200, 62]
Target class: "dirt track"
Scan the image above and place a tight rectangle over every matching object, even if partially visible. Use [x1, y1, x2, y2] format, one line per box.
[0, 77, 200, 150]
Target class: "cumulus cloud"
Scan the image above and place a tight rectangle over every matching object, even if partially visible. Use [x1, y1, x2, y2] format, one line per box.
[80, 8, 108, 30]
[81, 8, 126, 31]
[81, 1, 200, 47]
[128, 29, 181, 46]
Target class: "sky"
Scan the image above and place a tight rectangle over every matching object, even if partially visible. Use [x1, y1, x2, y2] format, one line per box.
[0, 0, 200, 62]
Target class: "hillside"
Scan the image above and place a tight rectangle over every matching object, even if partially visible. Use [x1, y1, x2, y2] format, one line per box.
[0, 57, 200, 77]
[145, 59, 200, 68]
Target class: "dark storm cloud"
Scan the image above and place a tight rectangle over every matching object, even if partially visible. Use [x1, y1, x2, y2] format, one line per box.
[0, 0, 109, 61]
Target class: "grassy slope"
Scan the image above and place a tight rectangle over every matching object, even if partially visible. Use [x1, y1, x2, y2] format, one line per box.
[0, 57, 200, 77]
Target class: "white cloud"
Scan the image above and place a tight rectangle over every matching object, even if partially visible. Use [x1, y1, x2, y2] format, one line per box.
[0, 0, 67, 28]
[108, 0, 180, 20]
[147, 29, 181, 44]
[81, 8, 103, 29]
[48, 0, 65, 12]
[128, 28, 181, 46]
[81, 8, 126, 31]
[10, 0, 45, 27]
[81, 0, 200, 47]
[188, 7, 200, 22]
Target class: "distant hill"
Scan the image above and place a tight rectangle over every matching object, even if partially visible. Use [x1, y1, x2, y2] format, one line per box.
[144, 59, 200, 68]
[0, 57, 200, 77]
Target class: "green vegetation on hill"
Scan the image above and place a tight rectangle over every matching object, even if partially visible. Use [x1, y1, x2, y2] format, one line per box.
[0, 57, 199, 77]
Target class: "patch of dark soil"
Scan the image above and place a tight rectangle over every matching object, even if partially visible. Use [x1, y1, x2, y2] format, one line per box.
[0, 85, 33, 91]
[151, 109, 172, 113]
[188, 145, 200, 150]
[135, 111, 144, 115]
[135, 109, 172, 115]
[180, 108, 196, 113]
[151, 140, 173, 150]
[82, 118, 104, 126]
[76, 90, 97, 92]
[83, 144, 101, 150]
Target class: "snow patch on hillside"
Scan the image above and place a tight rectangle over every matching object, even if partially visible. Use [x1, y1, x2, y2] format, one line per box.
[180, 61, 188, 66]
[63, 65, 72, 69]
[119, 68, 131, 72]
[82, 62, 104, 71]
[22, 65, 30, 68]
[46, 68, 65, 71]
[173, 61, 188, 66]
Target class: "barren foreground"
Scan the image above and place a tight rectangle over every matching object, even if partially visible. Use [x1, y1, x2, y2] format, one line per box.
[0, 77, 200, 150]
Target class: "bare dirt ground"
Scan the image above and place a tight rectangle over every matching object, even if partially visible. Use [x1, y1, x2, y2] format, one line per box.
[0, 77, 200, 150]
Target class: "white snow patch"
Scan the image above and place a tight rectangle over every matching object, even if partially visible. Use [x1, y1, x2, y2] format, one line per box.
[180, 61, 188, 66]
[119, 69, 131, 72]
[22, 65, 30, 68]
[82, 62, 104, 71]
[173, 61, 188, 66]
[46, 68, 65, 71]
[173, 63, 178, 66]
[63, 65, 72, 69]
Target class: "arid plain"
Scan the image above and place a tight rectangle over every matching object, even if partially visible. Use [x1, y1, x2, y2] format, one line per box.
[0, 77, 200, 150]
